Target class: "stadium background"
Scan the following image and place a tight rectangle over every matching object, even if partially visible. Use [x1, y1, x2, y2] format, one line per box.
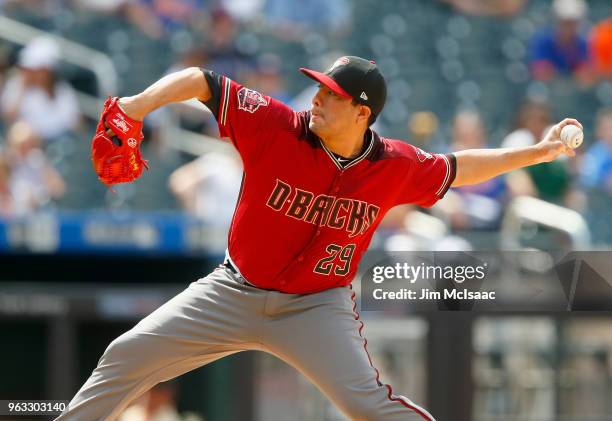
[0, 0, 611, 420]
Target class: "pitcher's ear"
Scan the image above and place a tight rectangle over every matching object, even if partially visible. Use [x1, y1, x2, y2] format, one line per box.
[358, 104, 372, 122]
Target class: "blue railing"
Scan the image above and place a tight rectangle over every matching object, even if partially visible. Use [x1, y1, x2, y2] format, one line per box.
[0, 211, 227, 256]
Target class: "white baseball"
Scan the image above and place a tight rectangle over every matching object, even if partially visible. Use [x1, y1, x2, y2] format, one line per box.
[560, 124, 583, 149]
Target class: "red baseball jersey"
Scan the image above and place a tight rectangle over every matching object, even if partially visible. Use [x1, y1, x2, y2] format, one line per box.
[202, 70, 456, 294]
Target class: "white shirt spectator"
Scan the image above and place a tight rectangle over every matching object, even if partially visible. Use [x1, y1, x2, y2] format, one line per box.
[221, 0, 264, 22]
[501, 128, 536, 148]
[1, 74, 79, 141]
[73, 0, 130, 12]
[5, 121, 66, 215]
[170, 151, 242, 229]
[191, 152, 242, 228]
[10, 148, 53, 214]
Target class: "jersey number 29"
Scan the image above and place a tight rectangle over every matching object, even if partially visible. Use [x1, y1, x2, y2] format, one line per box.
[313, 244, 356, 276]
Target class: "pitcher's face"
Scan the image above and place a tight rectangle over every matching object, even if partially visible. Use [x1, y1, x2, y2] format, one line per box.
[309, 85, 361, 139]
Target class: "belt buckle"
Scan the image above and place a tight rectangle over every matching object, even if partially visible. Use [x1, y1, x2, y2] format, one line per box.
[223, 260, 237, 274]
[223, 260, 259, 288]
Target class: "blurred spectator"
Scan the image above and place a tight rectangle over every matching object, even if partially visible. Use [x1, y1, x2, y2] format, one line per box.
[5, 121, 66, 214]
[137, 0, 209, 34]
[565, 350, 612, 416]
[0, 152, 14, 217]
[590, 17, 612, 79]
[1, 0, 60, 16]
[169, 150, 242, 254]
[160, 48, 216, 134]
[529, 0, 592, 84]
[74, 0, 206, 42]
[263, 0, 352, 40]
[118, 381, 202, 421]
[580, 108, 612, 195]
[451, 110, 507, 201]
[220, 0, 264, 22]
[0, 43, 10, 96]
[167, 48, 208, 74]
[206, 8, 255, 80]
[0, 37, 80, 143]
[408, 111, 440, 150]
[502, 101, 552, 149]
[72, 0, 165, 39]
[502, 101, 574, 206]
[244, 53, 290, 103]
[72, 0, 130, 12]
[440, 0, 527, 17]
[437, 111, 508, 230]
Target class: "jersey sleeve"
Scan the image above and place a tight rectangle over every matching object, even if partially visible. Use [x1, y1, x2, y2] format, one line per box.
[200, 69, 297, 166]
[394, 144, 456, 207]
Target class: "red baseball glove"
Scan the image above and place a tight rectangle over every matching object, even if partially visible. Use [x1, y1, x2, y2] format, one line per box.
[91, 97, 148, 185]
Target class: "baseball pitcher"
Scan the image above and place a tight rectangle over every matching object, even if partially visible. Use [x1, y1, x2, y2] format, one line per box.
[57, 56, 579, 421]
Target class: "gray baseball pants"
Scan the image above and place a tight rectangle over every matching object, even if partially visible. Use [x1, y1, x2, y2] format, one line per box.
[55, 265, 434, 421]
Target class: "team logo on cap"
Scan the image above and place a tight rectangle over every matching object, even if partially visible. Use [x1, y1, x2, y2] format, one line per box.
[237, 87, 269, 113]
[328, 56, 350, 72]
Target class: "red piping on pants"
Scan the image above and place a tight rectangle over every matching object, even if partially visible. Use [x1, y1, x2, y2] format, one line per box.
[349, 286, 434, 421]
